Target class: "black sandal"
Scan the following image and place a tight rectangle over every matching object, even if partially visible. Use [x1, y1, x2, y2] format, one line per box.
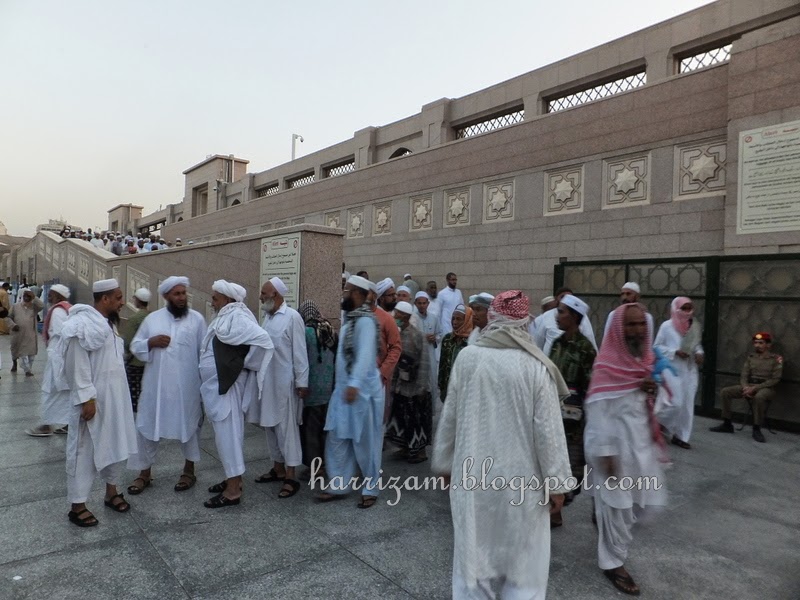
[174, 473, 197, 492]
[203, 493, 240, 509]
[357, 496, 378, 509]
[254, 468, 284, 483]
[407, 454, 428, 464]
[278, 479, 300, 499]
[603, 569, 640, 596]
[127, 477, 151, 495]
[68, 509, 98, 527]
[104, 493, 131, 513]
[208, 480, 227, 493]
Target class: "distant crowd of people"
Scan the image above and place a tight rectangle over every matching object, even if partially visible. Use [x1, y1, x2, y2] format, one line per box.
[57, 226, 187, 255]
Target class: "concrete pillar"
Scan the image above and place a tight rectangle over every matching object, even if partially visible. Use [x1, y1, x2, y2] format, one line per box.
[420, 98, 453, 148]
[645, 50, 673, 83]
[354, 126, 377, 169]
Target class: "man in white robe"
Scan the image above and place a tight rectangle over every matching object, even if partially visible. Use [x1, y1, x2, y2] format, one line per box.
[584, 303, 668, 596]
[200, 280, 274, 508]
[248, 277, 309, 499]
[414, 292, 441, 404]
[8, 289, 43, 375]
[59, 279, 138, 527]
[26, 284, 72, 437]
[433, 290, 572, 600]
[533, 287, 597, 356]
[437, 272, 464, 337]
[602, 282, 654, 339]
[127, 276, 207, 495]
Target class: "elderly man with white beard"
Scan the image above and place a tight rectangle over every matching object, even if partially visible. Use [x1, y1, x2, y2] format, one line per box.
[248, 277, 309, 500]
[200, 280, 274, 508]
[126, 277, 207, 496]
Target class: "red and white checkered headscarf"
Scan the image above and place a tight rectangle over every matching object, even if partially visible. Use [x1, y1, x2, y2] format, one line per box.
[489, 290, 529, 321]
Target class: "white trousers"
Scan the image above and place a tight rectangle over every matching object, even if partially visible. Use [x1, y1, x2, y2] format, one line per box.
[19, 355, 35, 374]
[595, 499, 641, 570]
[66, 419, 124, 504]
[452, 570, 544, 600]
[265, 421, 302, 468]
[212, 407, 245, 478]
[127, 429, 202, 471]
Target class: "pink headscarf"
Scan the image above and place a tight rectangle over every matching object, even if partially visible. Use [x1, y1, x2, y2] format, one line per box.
[670, 296, 693, 336]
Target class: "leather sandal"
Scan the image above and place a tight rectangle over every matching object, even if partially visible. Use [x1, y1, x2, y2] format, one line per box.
[203, 493, 240, 509]
[68, 509, 98, 528]
[174, 473, 197, 492]
[127, 477, 151, 495]
[104, 493, 131, 513]
[278, 479, 300, 499]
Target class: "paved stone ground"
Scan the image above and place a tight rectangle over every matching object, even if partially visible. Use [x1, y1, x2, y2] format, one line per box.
[0, 335, 798, 599]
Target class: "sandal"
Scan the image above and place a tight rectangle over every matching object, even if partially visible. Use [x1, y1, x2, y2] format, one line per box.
[254, 468, 284, 484]
[316, 493, 347, 503]
[68, 508, 98, 528]
[357, 496, 378, 509]
[603, 569, 640, 596]
[671, 435, 691, 450]
[278, 479, 300, 499]
[407, 453, 428, 464]
[104, 493, 131, 513]
[127, 477, 151, 495]
[174, 473, 197, 492]
[203, 493, 240, 509]
[208, 480, 227, 493]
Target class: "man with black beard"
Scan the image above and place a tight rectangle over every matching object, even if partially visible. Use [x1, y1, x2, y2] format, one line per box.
[126, 277, 208, 495]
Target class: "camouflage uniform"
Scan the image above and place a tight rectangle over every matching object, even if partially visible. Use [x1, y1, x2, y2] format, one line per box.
[720, 352, 783, 426]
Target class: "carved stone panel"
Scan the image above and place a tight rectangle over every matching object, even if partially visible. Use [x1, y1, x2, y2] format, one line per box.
[545, 166, 584, 216]
[93, 260, 106, 284]
[325, 211, 341, 229]
[127, 268, 150, 310]
[674, 139, 726, 200]
[602, 154, 650, 209]
[78, 255, 90, 284]
[444, 188, 470, 228]
[483, 179, 515, 222]
[67, 249, 76, 274]
[347, 207, 365, 239]
[410, 195, 432, 231]
[373, 203, 392, 235]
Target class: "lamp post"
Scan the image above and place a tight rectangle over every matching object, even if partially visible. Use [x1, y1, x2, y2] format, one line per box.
[291, 133, 304, 160]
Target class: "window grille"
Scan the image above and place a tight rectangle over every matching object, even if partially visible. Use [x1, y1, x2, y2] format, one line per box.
[678, 43, 732, 74]
[547, 71, 646, 113]
[287, 173, 315, 188]
[324, 160, 355, 178]
[256, 184, 279, 198]
[455, 109, 524, 139]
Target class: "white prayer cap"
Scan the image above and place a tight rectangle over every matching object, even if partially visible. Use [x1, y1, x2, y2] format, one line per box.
[396, 285, 411, 294]
[176, 237, 181, 241]
[93, 279, 119, 293]
[415, 291, 430, 301]
[158, 276, 189, 296]
[269, 276, 289, 296]
[469, 292, 494, 308]
[346, 275, 372, 293]
[134, 288, 152, 303]
[540, 295, 555, 307]
[622, 282, 641, 294]
[212, 279, 246, 302]
[453, 303, 467, 314]
[394, 301, 413, 315]
[50, 284, 71, 300]
[376, 277, 395, 298]
[403, 273, 412, 279]
[561, 294, 589, 317]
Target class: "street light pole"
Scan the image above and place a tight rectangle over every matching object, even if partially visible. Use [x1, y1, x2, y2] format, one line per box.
[291, 133, 304, 160]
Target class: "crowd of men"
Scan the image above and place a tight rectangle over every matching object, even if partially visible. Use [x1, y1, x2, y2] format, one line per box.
[1, 270, 784, 599]
[56, 226, 185, 254]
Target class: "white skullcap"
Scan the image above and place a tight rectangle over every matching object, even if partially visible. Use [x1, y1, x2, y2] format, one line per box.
[540, 295, 555, 306]
[134, 288, 152, 303]
[394, 301, 413, 315]
[212, 279, 246, 302]
[269, 276, 289, 296]
[415, 291, 430, 301]
[176, 237, 181, 241]
[453, 303, 467, 314]
[469, 292, 494, 307]
[158, 276, 189, 296]
[403, 273, 412, 279]
[396, 285, 411, 294]
[50, 284, 71, 300]
[92, 279, 119, 293]
[561, 294, 589, 317]
[622, 282, 641, 294]
[376, 277, 395, 298]
[346, 275, 372, 293]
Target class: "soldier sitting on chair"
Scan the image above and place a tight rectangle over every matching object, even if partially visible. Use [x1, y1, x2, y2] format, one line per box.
[710, 332, 783, 443]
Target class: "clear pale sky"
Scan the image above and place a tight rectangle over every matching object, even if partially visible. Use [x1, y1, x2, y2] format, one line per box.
[0, 0, 712, 236]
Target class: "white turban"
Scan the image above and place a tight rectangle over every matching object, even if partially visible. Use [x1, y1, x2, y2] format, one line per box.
[396, 285, 411, 294]
[376, 277, 395, 298]
[92, 279, 119, 293]
[561, 294, 589, 317]
[269, 276, 289, 296]
[403, 273, 412, 279]
[158, 276, 189, 296]
[468, 292, 494, 308]
[394, 301, 413, 315]
[415, 291, 430, 301]
[622, 282, 641, 294]
[134, 288, 152, 303]
[50, 284, 71, 300]
[346, 275, 372, 293]
[213, 279, 246, 303]
[540, 295, 555, 307]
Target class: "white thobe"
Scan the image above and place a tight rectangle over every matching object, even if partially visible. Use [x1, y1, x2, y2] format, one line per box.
[584, 390, 668, 570]
[90, 238, 104, 249]
[40, 306, 72, 424]
[432, 345, 572, 596]
[437, 287, 465, 336]
[533, 307, 597, 356]
[417, 311, 441, 403]
[247, 304, 309, 467]
[653, 321, 703, 443]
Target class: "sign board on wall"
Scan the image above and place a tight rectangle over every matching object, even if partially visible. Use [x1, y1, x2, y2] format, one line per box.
[260, 233, 302, 308]
[738, 118, 800, 234]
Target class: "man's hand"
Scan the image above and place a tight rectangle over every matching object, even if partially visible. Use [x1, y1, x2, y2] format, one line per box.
[694, 353, 704, 366]
[675, 350, 689, 359]
[296, 387, 310, 399]
[549, 493, 565, 515]
[639, 377, 656, 394]
[345, 386, 358, 404]
[743, 386, 756, 397]
[11, 325, 19, 332]
[148, 335, 171, 349]
[81, 400, 96, 421]
[426, 333, 436, 344]
[600, 456, 617, 478]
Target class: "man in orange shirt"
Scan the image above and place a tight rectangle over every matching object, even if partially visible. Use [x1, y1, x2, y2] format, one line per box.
[372, 278, 402, 423]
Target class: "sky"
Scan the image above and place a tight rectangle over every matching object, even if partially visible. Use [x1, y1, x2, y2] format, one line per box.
[0, 0, 712, 236]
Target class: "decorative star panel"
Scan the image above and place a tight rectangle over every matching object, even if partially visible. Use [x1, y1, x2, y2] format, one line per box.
[602, 154, 650, 209]
[373, 203, 392, 235]
[545, 166, 584, 216]
[444, 188, 470, 228]
[484, 180, 515, 222]
[347, 207, 365, 238]
[410, 194, 433, 231]
[325, 212, 341, 229]
[674, 139, 726, 200]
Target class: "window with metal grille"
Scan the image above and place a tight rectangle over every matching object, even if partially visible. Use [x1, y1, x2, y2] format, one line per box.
[287, 172, 315, 189]
[256, 184, 279, 198]
[678, 43, 732, 74]
[547, 71, 647, 113]
[455, 109, 524, 139]
[324, 160, 355, 178]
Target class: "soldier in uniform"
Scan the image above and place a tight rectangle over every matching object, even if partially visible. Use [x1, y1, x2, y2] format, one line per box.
[710, 332, 783, 443]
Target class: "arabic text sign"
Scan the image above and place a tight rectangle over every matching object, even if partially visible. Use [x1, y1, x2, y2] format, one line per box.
[260, 233, 302, 308]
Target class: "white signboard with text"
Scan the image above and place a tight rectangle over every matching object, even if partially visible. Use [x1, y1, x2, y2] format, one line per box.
[260, 233, 302, 308]
[738, 119, 800, 234]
